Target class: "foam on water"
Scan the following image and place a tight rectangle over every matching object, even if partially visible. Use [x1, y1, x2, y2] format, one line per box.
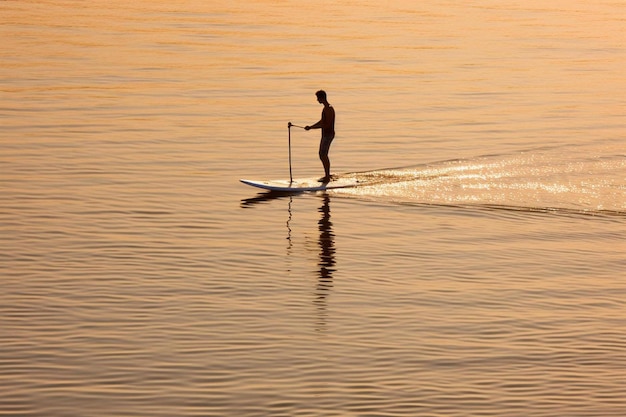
[332, 144, 626, 216]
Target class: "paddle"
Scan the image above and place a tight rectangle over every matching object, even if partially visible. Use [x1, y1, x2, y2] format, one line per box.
[287, 122, 305, 183]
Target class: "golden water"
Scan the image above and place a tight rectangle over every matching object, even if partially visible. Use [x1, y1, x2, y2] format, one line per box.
[2, 1, 625, 416]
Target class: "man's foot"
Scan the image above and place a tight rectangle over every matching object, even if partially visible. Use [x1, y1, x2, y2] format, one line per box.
[318, 175, 332, 183]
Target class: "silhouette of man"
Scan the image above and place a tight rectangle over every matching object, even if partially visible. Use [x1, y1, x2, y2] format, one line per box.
[305, 90, 335, 182]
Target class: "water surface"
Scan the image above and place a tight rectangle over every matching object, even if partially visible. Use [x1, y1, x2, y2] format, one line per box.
[1, 1, 625, 416]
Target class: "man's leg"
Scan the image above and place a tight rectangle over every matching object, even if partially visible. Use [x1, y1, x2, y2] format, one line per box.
[319, 137, 333, 181]
[321, 154, 331, 178]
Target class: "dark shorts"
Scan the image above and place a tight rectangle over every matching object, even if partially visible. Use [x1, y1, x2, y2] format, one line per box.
[319, 134, 335, 157]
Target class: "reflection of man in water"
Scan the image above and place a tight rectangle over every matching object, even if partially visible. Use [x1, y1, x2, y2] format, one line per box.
[305, 90, 336, 182]
[316, 195, 335, 304]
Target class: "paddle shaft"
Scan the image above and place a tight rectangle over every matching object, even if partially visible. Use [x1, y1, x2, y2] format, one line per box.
[287, 122, 305, 183]
[288, 123, 293, 182]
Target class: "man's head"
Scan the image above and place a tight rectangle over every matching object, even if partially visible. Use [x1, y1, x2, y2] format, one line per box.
[316, 90, 327, 103]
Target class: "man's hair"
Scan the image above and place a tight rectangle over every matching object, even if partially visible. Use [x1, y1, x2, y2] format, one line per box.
[315, 90, 327, 100]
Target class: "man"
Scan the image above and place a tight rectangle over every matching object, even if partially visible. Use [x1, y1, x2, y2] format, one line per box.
[305, 90, 335, 182]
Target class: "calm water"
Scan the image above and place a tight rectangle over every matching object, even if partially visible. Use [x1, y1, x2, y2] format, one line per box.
[2, 1, 625, 416]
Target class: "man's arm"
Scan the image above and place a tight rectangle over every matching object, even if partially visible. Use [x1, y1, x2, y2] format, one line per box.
[306, 116, 323, 130]
[306, 107, 333, 130]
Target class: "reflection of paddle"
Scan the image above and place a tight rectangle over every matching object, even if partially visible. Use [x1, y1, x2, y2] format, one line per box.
[287, 122, 305, 183]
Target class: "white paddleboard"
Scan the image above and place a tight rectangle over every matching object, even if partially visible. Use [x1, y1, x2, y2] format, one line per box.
[240, 176, 360, 192]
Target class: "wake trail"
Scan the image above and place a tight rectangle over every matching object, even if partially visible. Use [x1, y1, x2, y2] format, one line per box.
[331, 149, 626, 217]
